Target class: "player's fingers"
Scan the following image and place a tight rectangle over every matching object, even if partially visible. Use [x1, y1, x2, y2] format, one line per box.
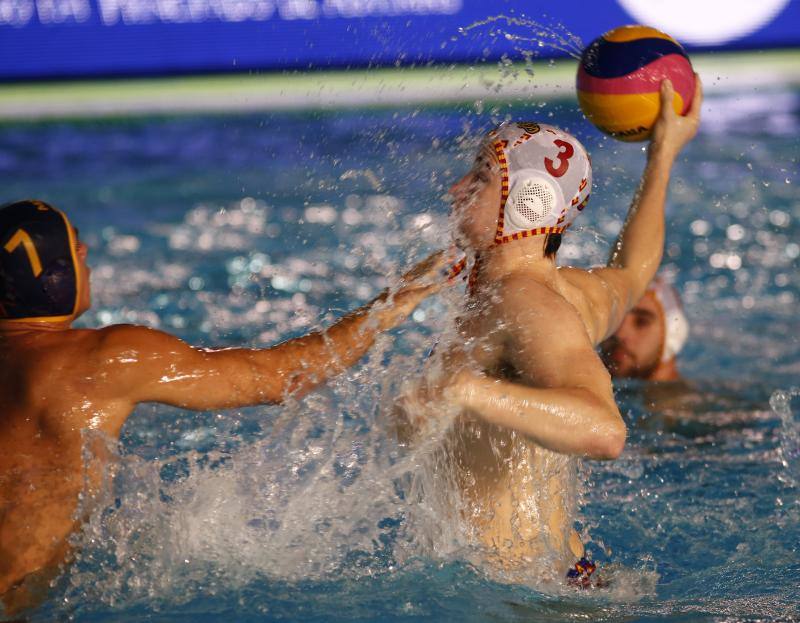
[402, 250, 445, 282]
[412, 278, 452, 298]
[394, 280, 447, 312]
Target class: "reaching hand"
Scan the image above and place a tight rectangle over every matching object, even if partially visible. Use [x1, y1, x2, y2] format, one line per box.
[650, 73, 703, 159]
[373, 250, 455, 330]
[399, 249, 449, 285]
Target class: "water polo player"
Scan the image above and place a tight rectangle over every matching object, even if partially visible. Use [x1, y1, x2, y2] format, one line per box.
[601, 275, 689, 382]
[397, 77, 702, 585]
[0, 200, 447, 616]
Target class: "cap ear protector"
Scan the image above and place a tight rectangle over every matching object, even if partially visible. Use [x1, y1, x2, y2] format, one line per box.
[0, 200, 83, 322]
[505, 171, 565, 232]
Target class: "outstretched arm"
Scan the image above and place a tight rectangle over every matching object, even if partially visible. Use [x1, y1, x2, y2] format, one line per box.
[100, 253, 447, 412]
[588, 76, 703, 339]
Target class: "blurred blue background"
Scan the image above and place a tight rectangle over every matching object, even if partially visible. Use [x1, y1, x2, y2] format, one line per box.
[1, 0, 799, 79]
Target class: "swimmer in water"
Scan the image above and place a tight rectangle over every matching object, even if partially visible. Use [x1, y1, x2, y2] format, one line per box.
[599, 277, 734, 433]
[0, 200, 447, 617]
[397, 78, 702, 584]
[600, 275, 688, 382]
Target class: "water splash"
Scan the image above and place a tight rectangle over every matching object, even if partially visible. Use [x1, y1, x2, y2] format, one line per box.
[457, 14, 584, 61]
[340, 168, 383, 192]
[60, 272, 613, 616]
[770, 387, 800, 487]
[62, 304, 468, 611]
[448, 14, 586, 104]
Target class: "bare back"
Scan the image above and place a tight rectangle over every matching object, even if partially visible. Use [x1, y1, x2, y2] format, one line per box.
[0, 329, 134, 605]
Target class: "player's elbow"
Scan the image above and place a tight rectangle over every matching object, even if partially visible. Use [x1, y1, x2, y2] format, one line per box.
[586, 416, 626, 460]
[605, 418, 627, 459]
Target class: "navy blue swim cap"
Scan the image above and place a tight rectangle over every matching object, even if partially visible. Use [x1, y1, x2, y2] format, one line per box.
[0, 200, 82, 322]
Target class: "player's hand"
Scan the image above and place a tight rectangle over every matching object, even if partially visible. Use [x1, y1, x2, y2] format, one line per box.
[650, 73, 702, 159]
[399, 249, 449, 285]
[374, 249, 456, 330]
[443, 368, 486, 407]
[394, 375, 443, 441]
[394, 368, 464, 439]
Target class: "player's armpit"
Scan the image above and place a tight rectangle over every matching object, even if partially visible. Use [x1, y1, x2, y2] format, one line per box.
[557, 266, 641, 344]
[585, 267, 640, 341]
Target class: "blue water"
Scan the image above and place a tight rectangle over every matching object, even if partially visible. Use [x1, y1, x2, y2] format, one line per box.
[1, 85, 798, 622]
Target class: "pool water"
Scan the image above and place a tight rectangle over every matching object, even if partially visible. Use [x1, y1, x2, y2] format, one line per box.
[0, 86, 798, 622]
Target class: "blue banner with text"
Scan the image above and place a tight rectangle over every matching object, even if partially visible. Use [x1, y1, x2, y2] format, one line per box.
[1, 0, 798, 79]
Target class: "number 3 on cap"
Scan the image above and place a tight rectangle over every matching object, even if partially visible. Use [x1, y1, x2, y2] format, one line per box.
[544, 139, 574, 178]
[4, 229, 43, 277]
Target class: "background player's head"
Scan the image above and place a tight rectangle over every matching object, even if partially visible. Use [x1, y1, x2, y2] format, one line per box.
[601, 276, 688, 381]
[449, 121, 591, 257]
[0, 200, 90, 325]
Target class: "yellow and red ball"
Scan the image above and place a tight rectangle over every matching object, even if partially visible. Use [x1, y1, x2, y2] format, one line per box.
[577, 25, 696, 142]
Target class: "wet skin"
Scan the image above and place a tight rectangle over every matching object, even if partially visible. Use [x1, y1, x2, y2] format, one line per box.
[440, 266, 621, 569]
[0, 234, 446, 616]
[399, 77, 703, 575]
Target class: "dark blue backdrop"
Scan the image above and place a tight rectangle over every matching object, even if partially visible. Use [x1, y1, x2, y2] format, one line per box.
[1, 0, 798, 80]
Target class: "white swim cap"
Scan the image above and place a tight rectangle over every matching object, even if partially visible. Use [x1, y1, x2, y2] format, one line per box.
[486, 122, 592, 243]
[648, 276, 689, 363]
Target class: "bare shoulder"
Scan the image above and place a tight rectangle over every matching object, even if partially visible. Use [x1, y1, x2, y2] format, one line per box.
[558, 266, 610, 302]
[499, 271, 576, 309]
[92, 324, 190, 359]
[86, 325, 199, 393]
[95, 323, 170, 344]
[497, 272, 613, 390]
[497, 273, 593, 345]
[84, 325, 202, 413]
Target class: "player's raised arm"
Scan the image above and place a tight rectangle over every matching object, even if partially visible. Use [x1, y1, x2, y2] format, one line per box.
[588, 76, 703, 337]
[96, 253, 447, 417]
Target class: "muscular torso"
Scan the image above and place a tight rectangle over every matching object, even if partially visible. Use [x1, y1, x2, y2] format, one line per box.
[0, 329, 132, 603]
[441, 268, 602, 572]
